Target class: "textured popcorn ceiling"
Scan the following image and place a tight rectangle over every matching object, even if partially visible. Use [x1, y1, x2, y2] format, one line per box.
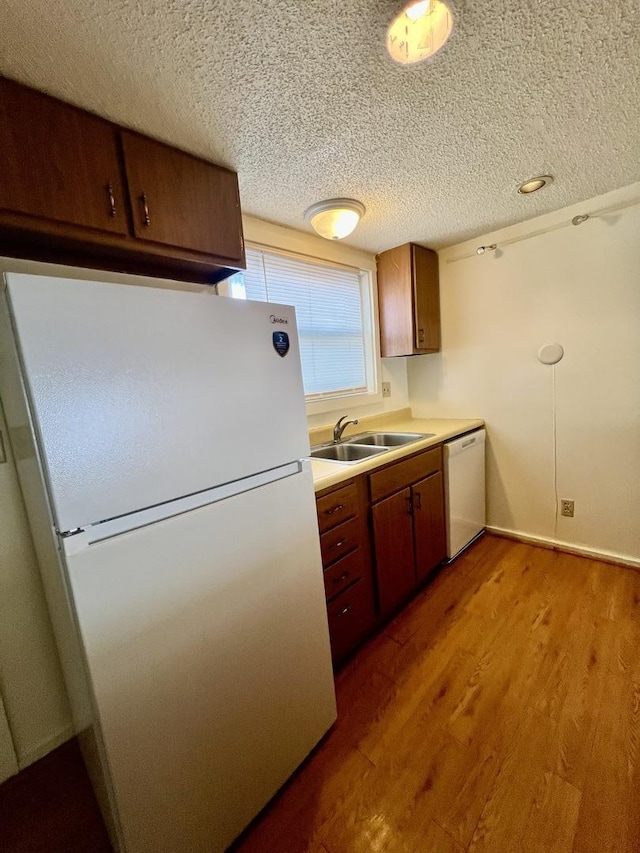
[1, 0, 639, 251]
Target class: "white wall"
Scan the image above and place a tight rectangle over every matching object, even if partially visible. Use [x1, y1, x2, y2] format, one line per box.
[0, 400, 72, 769]
[408, 183, 640, 564]
[243, 215, 410, 428]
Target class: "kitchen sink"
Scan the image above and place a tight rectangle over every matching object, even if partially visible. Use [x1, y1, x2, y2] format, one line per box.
[346, 431, 433, 447]
[309, 443, 388, 463]
[309, 431, 434, 464]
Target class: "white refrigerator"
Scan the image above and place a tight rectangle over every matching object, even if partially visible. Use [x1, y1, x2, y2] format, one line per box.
[0, 272, 337, 852]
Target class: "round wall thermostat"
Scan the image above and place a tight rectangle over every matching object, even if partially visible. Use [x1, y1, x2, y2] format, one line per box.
[537, 343, 564, 365]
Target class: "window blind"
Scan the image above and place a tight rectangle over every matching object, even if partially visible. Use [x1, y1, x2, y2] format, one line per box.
[231, 248, 368, 399]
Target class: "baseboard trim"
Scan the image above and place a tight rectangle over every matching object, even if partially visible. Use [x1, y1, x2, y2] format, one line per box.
[17, 723, 74, 771]
[486, 526, 640, 570]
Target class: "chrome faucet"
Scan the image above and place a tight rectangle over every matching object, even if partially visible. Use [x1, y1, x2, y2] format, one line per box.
[333, 415, 359, 444]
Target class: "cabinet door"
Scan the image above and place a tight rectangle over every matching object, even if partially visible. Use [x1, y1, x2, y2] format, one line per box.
[121, 131, 244, 263]
[372, 488, 416, 617]
[0, 78, 128, 235]
[412, 471, 446, 582]
[412, 244, 441, 352]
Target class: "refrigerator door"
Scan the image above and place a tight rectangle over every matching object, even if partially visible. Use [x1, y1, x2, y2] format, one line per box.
[4, 273, 310, 533]
[65, 468, 336, 853]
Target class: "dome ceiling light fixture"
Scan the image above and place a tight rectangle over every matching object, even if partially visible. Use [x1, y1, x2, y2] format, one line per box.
[387, 0, 454, 66]
[517, 175, 554, 194]
[304, 198, 366, 240]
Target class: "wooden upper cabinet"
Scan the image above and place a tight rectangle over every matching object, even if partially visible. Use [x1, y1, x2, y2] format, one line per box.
[0, 77, 128, 236]
[120, 131, 244, 264]
[376, 242, 441, 357]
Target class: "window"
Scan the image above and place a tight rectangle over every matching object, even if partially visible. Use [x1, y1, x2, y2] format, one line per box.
[226, 247, 379, 405]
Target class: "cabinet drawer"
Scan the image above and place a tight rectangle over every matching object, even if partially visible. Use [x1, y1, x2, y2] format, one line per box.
[320, 517, 361, 567]
[316, 481, 359, 533]
[327, 578, 376, 664]
[369, 446, 442, 503]
[323, 548, 365, 601]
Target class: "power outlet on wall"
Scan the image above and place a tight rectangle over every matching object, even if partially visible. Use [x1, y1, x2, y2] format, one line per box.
[560, 499, 575, 517]
[382, 382, 391, 398]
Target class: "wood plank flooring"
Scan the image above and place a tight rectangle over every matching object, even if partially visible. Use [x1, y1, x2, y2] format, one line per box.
[2, 534, 639, 852]
[233, 534, 640, 853]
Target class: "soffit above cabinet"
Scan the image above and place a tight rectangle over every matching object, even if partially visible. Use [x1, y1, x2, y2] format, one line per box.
[1, 0, 640, 252]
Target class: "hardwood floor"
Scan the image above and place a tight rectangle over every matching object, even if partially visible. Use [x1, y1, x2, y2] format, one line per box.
[2, 535, 639, 852]
[234, 534, 640, 853]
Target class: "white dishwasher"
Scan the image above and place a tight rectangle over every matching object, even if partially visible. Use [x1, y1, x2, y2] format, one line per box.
[444, 428, 486, 560]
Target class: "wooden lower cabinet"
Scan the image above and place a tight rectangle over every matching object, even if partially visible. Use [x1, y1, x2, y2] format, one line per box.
[315, 479, 375, 667]
[326, 576, 375, 664]
[412, 471, 446, 583]
[316, 444, 448, 665]
[371, 488, 415, 616]
[371, 448, 446, 619]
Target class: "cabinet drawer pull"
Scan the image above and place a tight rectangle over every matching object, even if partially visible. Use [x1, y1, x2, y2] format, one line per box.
[333, 571, 350, 584]
[418, 328, 425, 343]
[140, 192, 151, 226]
[325, 503, 344, 515]
[106, 182, 116, 217]
[331, 538, 347, 550]
[337, 603, 352, 617]
[406, 495, 412, 514]
[414, 491, 422, 510]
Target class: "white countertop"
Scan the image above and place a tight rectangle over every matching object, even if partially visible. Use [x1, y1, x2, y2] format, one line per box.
[308, 411, 484, 493]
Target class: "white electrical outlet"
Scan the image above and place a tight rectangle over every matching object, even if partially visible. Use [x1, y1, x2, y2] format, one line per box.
[382, 382, 391, 398]
[560, 499, 574, 517]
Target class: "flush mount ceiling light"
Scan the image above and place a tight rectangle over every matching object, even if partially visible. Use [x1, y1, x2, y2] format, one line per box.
[304, 199, 365, 240]
[517, 175, 554, 194]
[387, 0, 454, 65]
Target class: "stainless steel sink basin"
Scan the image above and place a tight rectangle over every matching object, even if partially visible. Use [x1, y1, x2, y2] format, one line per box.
[309, 443, 388, 463]
[309, 431, 435, 464]
[346, 431, 433, 447]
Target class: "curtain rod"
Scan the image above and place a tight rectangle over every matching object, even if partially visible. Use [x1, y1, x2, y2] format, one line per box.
[445, 194, 640, 264]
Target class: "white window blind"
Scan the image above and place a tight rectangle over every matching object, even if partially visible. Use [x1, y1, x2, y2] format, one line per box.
[229, 248, 370, 400]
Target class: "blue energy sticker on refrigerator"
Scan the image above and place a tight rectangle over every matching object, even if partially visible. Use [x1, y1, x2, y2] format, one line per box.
[272, 331, 290, 357]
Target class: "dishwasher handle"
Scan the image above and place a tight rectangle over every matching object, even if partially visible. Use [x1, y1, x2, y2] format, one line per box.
[444, 428, 486, 459]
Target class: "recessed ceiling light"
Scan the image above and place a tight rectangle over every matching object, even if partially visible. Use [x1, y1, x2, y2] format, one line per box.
[387, 0, 454, 65]
[517, 175, 554, 194]
[304, 199, 365, 240]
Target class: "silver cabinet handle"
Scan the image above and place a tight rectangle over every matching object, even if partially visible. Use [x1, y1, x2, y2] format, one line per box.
[337, 604, 353, 617]
[106, 183, 116, 217]
[331, 538, 347, 549]
[140, 192, 151, 226]
[333, 571, 350, 584]
[326, 503, 344, 515]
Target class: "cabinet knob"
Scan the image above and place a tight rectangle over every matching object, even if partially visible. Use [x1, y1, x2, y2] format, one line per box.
[331, 538, 347, 550]
[333, 571, 350, 584]
[140, 192, 151, 226]
[337, 603, 353, 617]
[106, 183, 117, 218]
